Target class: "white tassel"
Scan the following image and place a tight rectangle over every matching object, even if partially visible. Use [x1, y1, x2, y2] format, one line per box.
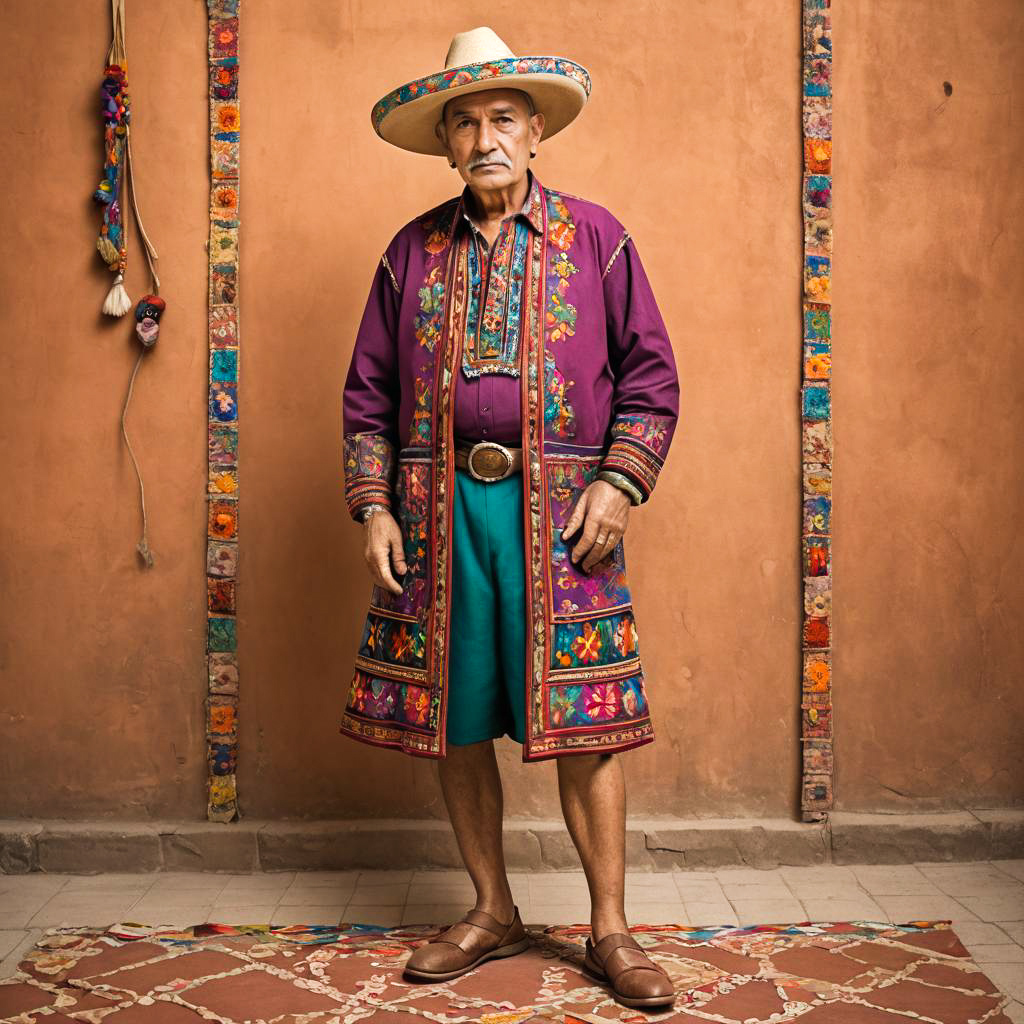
[102, 271, 132, 317]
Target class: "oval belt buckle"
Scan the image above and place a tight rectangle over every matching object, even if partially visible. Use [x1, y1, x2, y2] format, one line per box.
[467, 440, 513, 482]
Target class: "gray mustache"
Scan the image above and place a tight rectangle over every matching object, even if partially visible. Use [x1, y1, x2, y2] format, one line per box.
[467, 157, 511, 170]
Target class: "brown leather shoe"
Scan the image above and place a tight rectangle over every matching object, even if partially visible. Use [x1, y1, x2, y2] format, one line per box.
[582, 931, 676, 1008]
[403, 905, 530, 982]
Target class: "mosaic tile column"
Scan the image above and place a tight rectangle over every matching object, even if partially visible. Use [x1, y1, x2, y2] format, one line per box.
[206, 0, 241, 821]
[800, 0, 834, 821]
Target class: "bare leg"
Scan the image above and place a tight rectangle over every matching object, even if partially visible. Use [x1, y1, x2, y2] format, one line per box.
[435, 738, 516, 924]
[555, 751, 630, 941]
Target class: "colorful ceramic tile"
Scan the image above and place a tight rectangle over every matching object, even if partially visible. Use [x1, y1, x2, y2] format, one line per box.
[211, 348, 238, 382]
[210, 220, 239, 261]
[803, 495, 830, 534]
[210, 56, 238, 99]
[803, 576, 832, 618]
[209, 305, 238, 344]
[803, 615, 830, 649]
[802, 704, 832, 738]
[803, 461, 831, 496]
[210, 740, 237, 774]
[804, 302, 831, 339]
[208, 652, 239, 694]
[802, 383, 830, 420]
[208, 577, 236, 614]
[802, 651, 831, 694]
[210, 383, 238, 422]
[206, 540, 237, 578]
[804, 136, 832, 173]
[209, 425, 238, 465]
[208, 467, 238, 495]
[210, 264, 237, 303]
[804, 253, 831, 301]
[802, 738, 834, 774]
[208, 615, 236, 653]
[802, 95, 831, 139]
[802, 419, 832, 463]
[803, 534, 830, 577]
[803, 342, 832, 379]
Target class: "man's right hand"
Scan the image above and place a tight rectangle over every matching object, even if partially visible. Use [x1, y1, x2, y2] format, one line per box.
[363, 510, 406, 594]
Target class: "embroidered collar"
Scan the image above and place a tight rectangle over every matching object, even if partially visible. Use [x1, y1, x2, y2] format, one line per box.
[456, 169, 545, 239]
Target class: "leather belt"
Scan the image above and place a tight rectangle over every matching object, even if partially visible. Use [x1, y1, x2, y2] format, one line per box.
[453, 439, 523, 481]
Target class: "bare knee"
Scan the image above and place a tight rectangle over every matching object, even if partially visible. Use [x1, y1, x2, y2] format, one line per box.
[556, 750, 616, 777]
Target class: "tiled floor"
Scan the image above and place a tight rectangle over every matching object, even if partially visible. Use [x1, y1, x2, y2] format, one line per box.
[2, 859, 1023, 1020]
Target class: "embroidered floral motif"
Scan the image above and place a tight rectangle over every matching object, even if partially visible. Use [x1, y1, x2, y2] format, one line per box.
[570, 621, 602, 663]
[419, 201, 457, 256]
[548, 249, 579, 344]
[552, 610, 639, 670]
[359, 611, 425, 668]
[542, 192, 579, 437]
[371, 57, 592, 133]
[548, 675, 647, 730]
[548, 460, 630, 612]
[584, 683, 620, 720]
[409, 376, 432, 446]
[543, 350, 576, 437]
[414, 264, 444, 352]
[359, 677, 398, 719]
[403, 684, 429, 727]
[609, 412, 672, 457]
[460, 219, 529, 378]
[344, 433, 394, 479]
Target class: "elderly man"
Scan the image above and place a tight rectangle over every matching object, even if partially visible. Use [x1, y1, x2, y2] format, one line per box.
[339, 27, 680, 1009]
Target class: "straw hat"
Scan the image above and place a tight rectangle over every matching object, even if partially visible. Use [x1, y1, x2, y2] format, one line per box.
[371, 26, 591, 156]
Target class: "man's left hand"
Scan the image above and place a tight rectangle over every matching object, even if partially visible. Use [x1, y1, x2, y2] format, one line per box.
[561, 479, 632, 573]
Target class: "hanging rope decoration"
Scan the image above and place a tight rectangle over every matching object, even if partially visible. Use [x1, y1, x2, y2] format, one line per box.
[800, 0, 834, 821]
[206, 0, 241, 822]
[93, 0, 166, 568]
[95, 10, 131, 317]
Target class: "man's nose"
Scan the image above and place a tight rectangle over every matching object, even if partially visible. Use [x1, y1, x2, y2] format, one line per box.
[475, 120, 497, 153]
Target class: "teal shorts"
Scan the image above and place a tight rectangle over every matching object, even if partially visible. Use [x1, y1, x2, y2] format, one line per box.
[446, 467, 528, 746]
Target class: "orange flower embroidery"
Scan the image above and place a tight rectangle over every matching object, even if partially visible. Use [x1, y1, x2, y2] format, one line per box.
[218, 106, 240, 131]
[571, 622, 602, 664]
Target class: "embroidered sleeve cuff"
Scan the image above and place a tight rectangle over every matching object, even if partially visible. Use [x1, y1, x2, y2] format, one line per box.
[599, 413, 675, 504]
[597, 470, 644, 506]
[343, 432, 397, 522]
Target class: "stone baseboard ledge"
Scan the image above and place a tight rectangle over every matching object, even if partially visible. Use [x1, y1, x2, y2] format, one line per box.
[0, 810, 1021, 875]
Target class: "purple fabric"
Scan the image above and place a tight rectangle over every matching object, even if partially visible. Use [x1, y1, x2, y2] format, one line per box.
[341, 172, 679, 507]
[454, 370, 521, 444]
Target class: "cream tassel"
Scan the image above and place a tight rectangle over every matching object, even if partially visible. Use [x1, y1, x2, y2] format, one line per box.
[103, 270, 133, 316]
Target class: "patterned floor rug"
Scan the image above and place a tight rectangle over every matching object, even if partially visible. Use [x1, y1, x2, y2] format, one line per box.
[0, 918, 1013, 1022]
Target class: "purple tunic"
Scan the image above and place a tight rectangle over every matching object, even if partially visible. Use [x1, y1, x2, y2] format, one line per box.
[340, 172, 680, 761]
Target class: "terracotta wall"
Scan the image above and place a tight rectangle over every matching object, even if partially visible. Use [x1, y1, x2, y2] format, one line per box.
[1, 1, 1020, 822]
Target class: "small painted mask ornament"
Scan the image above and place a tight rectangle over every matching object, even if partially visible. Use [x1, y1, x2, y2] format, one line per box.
[134, 294, 166, 347]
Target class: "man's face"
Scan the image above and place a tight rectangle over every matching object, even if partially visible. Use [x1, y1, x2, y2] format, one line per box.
[437, 88, 544, 192]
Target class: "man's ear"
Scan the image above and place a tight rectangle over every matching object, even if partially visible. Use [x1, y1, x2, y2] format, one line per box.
[531, 111, 545, 145]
